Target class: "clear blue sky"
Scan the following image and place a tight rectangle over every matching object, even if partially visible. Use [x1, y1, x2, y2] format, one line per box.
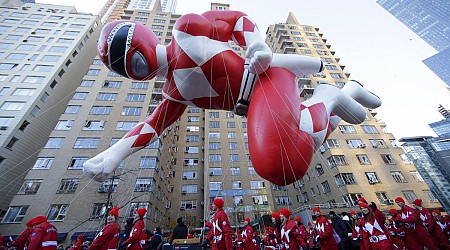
[37, 0, 450, 140]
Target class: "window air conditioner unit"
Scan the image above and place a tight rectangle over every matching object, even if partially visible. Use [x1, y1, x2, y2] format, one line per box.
[180, 206, 185, 210]
[209, 172, 214, 176]
[182, 176, 187, 180]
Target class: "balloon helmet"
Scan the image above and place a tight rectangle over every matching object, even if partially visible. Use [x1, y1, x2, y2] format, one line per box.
[98, 20, 160, 81]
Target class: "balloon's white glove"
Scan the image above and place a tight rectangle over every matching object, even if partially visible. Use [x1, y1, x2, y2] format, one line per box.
[246, 42, 273, 75]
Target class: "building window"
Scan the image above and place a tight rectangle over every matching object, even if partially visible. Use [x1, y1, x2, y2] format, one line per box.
[423, 190, 438, 202]
[23, 76, 45, 84]
[248, 167, 257, 175]
[96, 92, 117, 101]
[232, 180, 242, 189]
[399, 154, 413, 164]
[230, 167, 240, 176]
[347, 139, 364, 148]
[375, 192, 391, 205]
[181, 200, 197, 210]
[80, 80, 94, 87]
[315, 164, 324, 176]
[250, 180, 265, 189]
[57, 179, 79, 194]
[134, 178, 154, 192]
[391, 171, 407, 183]
[82, 120, 105, 131]
[182, 171, 198, 180]
[186, 135, 199, 142]
[47, 204, 69, 221]
[339, 125, 356, 134]
[381, 125, 390, 133]
[209, 154, 222, 162]
[209, 121, 220, 128]
[116, 121, 138, 131]
[209, 142, 221, 150]
[321, 181, 331, 193]
[122, 107, 142, 116]
[127, 202, 149, 219]
[2, 206, 28, 223]
[1, 101, 25, 111]
[365, 172, 380, 184]
[131, 82, 149, 89]
[252, 195, 268, 205]
[276, 196, 290, 205]
[361, 125, 379, 134]
[227, 122, 235, 128]
[126, 93, 146, 102]
[230, 154, 239, 162]
[410, 171, 424, 182]
[229, 142, 238, 150]
[18, 179, 42, 195]
[327, 155, 348, 168]
[356, 154, 371, 165]
[140, 156, 157, 169]
[402, 190, 417, 203]
[188, 116, 200, 122]
[185, 146, 198, 153]
[208, 132, 220, 138]
[186, 126, 199, 132]
[209, 112, 219, 118]
[228, 132, 237, 139]
[6, 137, 18, 149]
[32, 157, 54, 170]
[381, 154, 396, 165]
[68, 157, 88, 170]
[330, 73, 343, 79]
[369, 139, 388, 148]
[187, 108, 200, 113]
[90, 106, 112, 115]
[44, 137, 65, 149]
[183, 158, 198, 166]
[209, 182, 222, 191]
[209, 168, 222, 176]
[73, 138, 100, 149]
[98, 179, 119, 193]
[90, 203, 106, 220]
[65, 105, 81, 114]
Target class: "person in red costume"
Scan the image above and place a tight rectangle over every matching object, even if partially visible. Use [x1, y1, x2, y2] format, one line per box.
[348, 211, 366, 250]
[85, 10, 381, 187]
[412, 199, 450, 250]
[263, 226, 277, 250]
[202, 198, 232, 250]
[28, 216, 58, 250]
[312, 207, 338, 250]
[394, 196, 438, 250]
[278, 208, 307, 249]
[70, 234, 83, 250]
[357, 197, 386, 230]
[89, 206, 120, 250]
[121, 207, 147, 250]
[294, 217, 309, 245]
[10, 218, 35, 250]
[385, 208, 405, 250]
[269, 212, 282, 249]
[234, 229, 243, 250]
[240, 218, 255, 250]
[306, 221, 318, 249]
[433, 210, 450, 241]
[358, 203, 395, 250]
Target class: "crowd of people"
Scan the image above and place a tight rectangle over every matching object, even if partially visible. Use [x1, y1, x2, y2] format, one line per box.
[1, 196, 449, 249]
[201, 197, 450, 250]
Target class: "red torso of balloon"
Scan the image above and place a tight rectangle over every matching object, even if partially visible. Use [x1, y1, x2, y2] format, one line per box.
[164, 11, 245, 110]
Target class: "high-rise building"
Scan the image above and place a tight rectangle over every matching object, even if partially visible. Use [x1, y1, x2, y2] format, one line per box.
[266, 12, 442, 216]
[0, 1, 443, 244]
[377, 0, 450, 86]
[99, 0, 177, 23]
[0, 3, 101, 214]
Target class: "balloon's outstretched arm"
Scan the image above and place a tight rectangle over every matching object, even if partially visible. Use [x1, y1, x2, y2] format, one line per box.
[83, 98, 187, 181]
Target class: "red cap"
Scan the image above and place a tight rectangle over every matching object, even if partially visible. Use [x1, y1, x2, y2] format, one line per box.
[213, 198, 224, 208]
[77, 234, 83, 239]
[394, 197, 405, 203]
[312, 207, 321, 213]
[108, 206, 119, 218]
[279, 208, 291, 218]
[188, 234, 193, 239]
[205, 221, 213, 228]
[389, 208, 397, 214]
[358, 197, 368, 204]
[137, 207, 147, 217]
[25, 218, 35, 227]
[271, 212, 280, 221]
[350, 211, 357, 216]
[245, 218, 250, 223]
[412, 199, 422, 206]
[359, 203, 370, 209]
[307, 221, 313, 226]
[433, 210, 441, 215]
[295, 217, 301, 223]
[33, 216, 47, 225]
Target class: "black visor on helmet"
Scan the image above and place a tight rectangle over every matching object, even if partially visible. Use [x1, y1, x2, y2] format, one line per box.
[109, 25, 130, 77]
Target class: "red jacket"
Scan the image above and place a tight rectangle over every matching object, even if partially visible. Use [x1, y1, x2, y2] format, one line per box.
[263, 227, 278, 248]
[280, 220, 306, 249]
[88, 223, 120, 250]
[11, 228, 33, 250]
[123, 219, 146, 250]
[399, 205, 419, 233]
[360, 213, 394, 250]
[297, 225, 308, 243]
[315, 215, 338, 250]
[28, 222, 58, 250]
[70, 239, 83, 250]
[206, 209, 232, 250]
[242, 225, 254, 250]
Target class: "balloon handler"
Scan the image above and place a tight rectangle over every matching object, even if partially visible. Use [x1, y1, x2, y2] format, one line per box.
[84, 10, 381, 186]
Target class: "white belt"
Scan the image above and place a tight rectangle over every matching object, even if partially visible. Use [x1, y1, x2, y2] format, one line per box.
[369, 235, 387, 243]
[42, 241, 57, 246]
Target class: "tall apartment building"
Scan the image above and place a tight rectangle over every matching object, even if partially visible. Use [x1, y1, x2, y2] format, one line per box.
[0, 3, 101, 214]
[1, 1, 443, 243]
[377, 0, 450, 86]
[265, 12, 442, 216]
